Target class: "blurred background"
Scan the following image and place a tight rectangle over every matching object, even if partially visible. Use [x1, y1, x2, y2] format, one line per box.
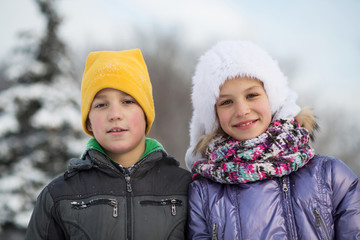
[0, 0, 359, 238]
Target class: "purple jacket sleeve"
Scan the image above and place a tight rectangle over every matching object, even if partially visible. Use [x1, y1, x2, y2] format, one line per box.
[330, 159, 360, 239]
[187, 180, 212, 239]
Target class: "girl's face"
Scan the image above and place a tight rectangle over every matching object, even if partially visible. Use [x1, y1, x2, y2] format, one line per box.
[216, 76, 272, 141]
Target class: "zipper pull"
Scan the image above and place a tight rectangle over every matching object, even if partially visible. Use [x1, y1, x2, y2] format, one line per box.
[125, 175, 132, 192]
[171, 199, 177, 216]
[111, 200, 118, 218]
[281, 177, 289, 199]
[314, 209, 321, 227]
[282, 177, 288, 192]
[212, 223, 218, 240]
[313, 209, 331, 239]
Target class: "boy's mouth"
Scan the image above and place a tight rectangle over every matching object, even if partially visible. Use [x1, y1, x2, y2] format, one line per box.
[107, 127, 127, 133]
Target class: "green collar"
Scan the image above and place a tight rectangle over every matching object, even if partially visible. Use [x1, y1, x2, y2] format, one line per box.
[83, 137, 165, 161]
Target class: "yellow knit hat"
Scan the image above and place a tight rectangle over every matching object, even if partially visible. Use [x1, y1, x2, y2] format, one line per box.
[81, 49, 155, 136]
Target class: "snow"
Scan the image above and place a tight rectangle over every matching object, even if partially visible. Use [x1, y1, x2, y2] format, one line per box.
[0, 176, 23, 192]
[14, 210, 33, 228]
[0, 76, 82, 135]
[0, 156, 52, 229]
[0, 66, 85, 232]
[64, 135, 88, 156]
[0, 113, 19, 137]
[32, 105, 80, 130]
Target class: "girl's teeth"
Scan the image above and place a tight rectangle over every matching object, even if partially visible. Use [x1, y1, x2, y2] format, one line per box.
[240, 121, 253, 127]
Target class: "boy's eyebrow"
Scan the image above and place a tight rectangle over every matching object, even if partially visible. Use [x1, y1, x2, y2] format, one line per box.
[93, 94, 107, 100]
[94, 91, 131, 99]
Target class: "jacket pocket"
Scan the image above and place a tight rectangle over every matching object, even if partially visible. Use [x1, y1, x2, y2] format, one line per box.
[140, 198, 182, 216]
[71, 198, 118, 218]
[313, 208, 330, 240]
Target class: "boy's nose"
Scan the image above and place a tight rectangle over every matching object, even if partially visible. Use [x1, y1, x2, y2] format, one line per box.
[108, 106, 123, 121]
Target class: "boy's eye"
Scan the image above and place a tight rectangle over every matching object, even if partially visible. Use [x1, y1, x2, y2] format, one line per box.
[123, 100, 136, 104]
[122, 97, 138, 104]
[94, 103, 106, 108]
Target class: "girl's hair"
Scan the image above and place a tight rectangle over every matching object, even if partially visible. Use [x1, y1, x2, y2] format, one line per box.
[194, 106, 318, 155]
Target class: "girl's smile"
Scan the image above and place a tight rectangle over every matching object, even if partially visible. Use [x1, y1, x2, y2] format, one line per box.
[233, 119, 258, 130]
[216, 76, 272, 141]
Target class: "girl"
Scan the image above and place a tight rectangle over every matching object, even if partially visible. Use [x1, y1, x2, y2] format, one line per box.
[185, 41, 360, 239]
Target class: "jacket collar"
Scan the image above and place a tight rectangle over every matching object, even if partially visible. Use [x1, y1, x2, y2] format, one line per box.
[65, 137, 175, 178]
[82, 137, 165, 161]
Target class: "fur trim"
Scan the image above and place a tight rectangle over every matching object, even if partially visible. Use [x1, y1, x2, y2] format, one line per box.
[295, 106, 319, 139]
[185, 41, 301, 170]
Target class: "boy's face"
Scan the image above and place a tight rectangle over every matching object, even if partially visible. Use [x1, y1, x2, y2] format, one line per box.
[87, 88, 146, 162]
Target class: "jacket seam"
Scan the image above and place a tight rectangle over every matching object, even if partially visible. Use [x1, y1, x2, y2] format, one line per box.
[234, 187, 242, 239]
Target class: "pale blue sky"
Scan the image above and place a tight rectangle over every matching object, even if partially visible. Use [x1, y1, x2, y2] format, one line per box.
[1, 0, 360, 114]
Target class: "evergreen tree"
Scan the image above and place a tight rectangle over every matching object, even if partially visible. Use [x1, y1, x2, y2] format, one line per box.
[0, 0, 86, 232]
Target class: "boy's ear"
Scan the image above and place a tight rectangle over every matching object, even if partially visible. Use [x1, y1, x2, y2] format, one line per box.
[86, 119, 93, 132]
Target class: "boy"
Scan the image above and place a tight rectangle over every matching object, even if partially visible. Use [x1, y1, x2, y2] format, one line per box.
[26, 49, 191, 239]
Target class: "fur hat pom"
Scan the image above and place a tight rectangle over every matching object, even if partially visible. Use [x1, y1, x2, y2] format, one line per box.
[185, 40, 301, 170]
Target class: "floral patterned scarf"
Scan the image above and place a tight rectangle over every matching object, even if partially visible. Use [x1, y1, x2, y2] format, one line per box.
[192, 118, 314, 184]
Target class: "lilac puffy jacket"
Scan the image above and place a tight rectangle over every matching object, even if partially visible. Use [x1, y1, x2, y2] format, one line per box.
[188, 155, 360, 239]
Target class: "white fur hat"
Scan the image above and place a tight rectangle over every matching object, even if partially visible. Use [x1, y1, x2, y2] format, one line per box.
[185, 40, 301, 170]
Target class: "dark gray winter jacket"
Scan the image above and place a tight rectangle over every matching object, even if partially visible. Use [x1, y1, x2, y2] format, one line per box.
[26, 138, 191, 240]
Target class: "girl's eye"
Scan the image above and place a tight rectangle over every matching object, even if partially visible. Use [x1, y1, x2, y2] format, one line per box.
[219, 99, 232, 106]
[247, 93, 259, 99]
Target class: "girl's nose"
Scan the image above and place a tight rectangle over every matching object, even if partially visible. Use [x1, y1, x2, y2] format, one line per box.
[235, 101, 250, 117]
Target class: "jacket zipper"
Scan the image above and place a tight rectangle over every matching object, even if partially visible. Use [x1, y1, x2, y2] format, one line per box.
[140, 198, 183, 216]
[70, 198, 118, 217]
[125, 175, 132, 192]
[212, 223, 218, 240]
[124, 172, 132, 240]
[281, 177, 295, 240]
[314, 209, 330, 240]
[118, 155, 149, 239]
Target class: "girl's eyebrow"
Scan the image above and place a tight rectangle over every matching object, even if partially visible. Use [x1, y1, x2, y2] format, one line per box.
[245, 85, 263, 92]
[218, 94, 232, 98]
[219, 86, 263, 98]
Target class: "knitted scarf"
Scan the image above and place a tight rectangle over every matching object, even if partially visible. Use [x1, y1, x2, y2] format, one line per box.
[192, 118, 314, 184]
